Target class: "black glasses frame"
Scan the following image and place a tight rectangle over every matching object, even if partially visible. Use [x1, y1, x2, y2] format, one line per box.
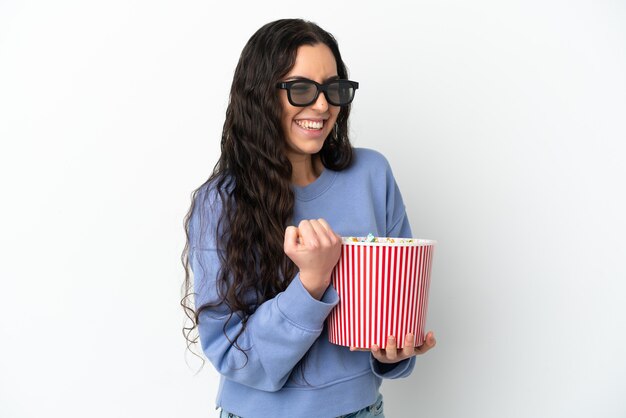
[276, 79, 360, 107]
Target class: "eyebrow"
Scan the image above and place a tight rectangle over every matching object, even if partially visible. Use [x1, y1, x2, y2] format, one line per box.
[283, 75, 340, 83]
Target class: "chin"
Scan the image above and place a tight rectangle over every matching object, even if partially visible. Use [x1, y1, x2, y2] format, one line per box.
[286, 139, 327, 158]
[301, 139, 327, 155]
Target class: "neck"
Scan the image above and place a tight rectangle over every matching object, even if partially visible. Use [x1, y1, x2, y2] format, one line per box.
[289, 154, 323, 187]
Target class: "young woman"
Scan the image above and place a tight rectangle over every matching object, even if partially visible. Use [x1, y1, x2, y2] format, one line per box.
[182, 18, 436, 418]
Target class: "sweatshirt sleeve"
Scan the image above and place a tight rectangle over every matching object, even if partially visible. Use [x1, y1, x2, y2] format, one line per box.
[192, 248, 338, 391]
[188, 186, 339, 392]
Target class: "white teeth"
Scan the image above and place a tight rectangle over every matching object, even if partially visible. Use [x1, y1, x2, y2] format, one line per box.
[295, 120, 323, 130]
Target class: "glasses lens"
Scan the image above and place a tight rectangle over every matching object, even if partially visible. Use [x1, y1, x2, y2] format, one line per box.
[327, 81, 355, 105]
[289, 81, 317, 105]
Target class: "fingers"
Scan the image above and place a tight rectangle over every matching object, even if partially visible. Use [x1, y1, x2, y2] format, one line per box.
[316, 218, 341, 244]
[402, 333, 416, 357]
[291, 219, 339, 249]
[364, 343, 384, 362]
[402, 332, 435, 355]
[297, 220, 318, 248]
[354, 332, 437, 363]
[426, 331, 436, 346]
[370, 344, 383, 361]
[284, 219, 341, 295]
[368, 336, 397, 363]
[384, 335, 398, 361]
[308, 219, 332, 247]
[414, 331, 436, 355]
[283, 225, 300, 254]
[306, 218, 339, 248]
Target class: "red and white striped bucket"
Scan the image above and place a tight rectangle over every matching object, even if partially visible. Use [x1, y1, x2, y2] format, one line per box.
[327, 237, 436, 349]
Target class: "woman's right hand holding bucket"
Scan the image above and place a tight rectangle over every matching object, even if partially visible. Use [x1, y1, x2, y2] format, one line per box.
[284, 219, 341, 300]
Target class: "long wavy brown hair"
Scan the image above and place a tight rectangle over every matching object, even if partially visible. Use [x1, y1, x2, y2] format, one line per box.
[181, 19, 354, 365]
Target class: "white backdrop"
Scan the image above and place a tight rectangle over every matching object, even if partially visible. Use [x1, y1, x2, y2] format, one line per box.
[1, 1, 625, 417]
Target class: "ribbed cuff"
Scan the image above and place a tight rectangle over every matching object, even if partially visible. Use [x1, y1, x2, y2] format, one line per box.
[276, 274, 339, 332]
[370, 356, 416, 379]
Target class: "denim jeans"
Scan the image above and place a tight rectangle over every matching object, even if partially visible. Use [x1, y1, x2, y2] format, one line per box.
[219, 393, 384, 418]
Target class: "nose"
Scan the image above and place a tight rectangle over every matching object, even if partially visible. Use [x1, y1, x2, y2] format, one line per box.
[310, 91, 329, 112]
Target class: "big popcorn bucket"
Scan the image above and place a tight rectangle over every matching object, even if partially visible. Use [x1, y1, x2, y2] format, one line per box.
[327, 237, 436, 349]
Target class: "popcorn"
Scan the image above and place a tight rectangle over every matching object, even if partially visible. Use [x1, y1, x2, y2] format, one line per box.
[342, 234, 416, 244]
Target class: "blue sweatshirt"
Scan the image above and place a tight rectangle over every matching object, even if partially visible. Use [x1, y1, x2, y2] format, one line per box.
[188, 148, 415, 417]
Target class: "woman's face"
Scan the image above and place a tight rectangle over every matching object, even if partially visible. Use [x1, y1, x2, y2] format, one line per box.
[279, 43, 340, 164]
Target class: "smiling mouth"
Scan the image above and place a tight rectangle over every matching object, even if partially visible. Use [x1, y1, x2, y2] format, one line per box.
[295, 119, 324, 130]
